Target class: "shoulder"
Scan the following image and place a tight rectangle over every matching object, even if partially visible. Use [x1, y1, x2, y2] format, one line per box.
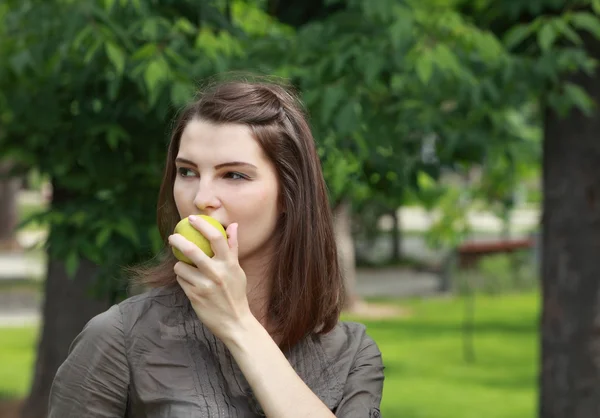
[117, 285, 185, 326]
[320, 321, 382, 360]
[306, 321, 384, 411]
[77, 286, 184, 344]
[73, 304, 124, 349]
[119, 284, 184, 311]
[314, 321, 383, 379]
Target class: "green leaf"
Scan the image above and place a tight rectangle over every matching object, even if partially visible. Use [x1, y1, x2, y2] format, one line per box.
[84, 39, 101, 63]
[554, 19, 582, 45]
[132, 43, 158, 61]
[115, 218, 140, 246]
[170, 81, 192, 106]
[433, 44, 462, 76]
[416, 51, 433, 84]
[388, 8, 413, 50]
[571, 12, 600, 40]
[106, 125, 129, 150]
[103, 0, 116, 12]
[72, 26, 93, 50]
[334, 100, 358, 135]
[390, 74, 405, 92]
[321, 84, 345, 125]
[592, 0, 600, 15]
[538, 22, 557, 52]
[65, 251, 80, 279]
[144, 59, 169, 97]
[9, 51, 31, 75]
[96, 228, 112, 247]
[105, 42, 125, 75]
[563, 82, 595, 116]
[174, 18, 196, 35]
[71, 211, 88, 227]
[164, 48, 189, 68]
[364, 52, 385, 86]
[503, 23, 534, 49]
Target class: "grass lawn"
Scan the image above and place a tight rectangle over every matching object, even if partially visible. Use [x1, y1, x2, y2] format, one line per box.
[0, 292, 539, 417]
[343, 292, 540, 418]
[0, 326, 38, 399]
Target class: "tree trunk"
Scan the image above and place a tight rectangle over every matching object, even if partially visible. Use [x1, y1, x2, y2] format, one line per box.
[0, 160, 22, 251]
[20, 185, 111, 418]
[539, 33, 600, 418]
[333, 199, 362, 311]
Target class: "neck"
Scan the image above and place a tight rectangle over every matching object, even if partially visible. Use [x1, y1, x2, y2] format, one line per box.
[239, 251, 273, 328]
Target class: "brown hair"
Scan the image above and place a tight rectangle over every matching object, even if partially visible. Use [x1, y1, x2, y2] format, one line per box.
[129, 75, 345, 348]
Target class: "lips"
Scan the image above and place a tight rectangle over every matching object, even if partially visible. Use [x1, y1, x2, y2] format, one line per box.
[191, 213, 227, 229]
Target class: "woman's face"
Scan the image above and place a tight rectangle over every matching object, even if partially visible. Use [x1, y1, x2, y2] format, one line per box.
[173, 119, 281, 262]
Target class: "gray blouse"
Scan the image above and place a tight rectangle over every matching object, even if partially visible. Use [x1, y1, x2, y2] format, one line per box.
[48, 286, 384, 417]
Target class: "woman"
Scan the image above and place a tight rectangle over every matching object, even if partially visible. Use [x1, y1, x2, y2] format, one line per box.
[48, 77, 384, 417]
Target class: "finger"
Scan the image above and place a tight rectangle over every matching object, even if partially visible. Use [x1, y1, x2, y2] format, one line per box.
[173, 261, 203, 286]
[176, 275, 214, 299]
[177, 276, 208, 306]
[174, 261, 219, 292]
[189, 215, 230, 259]
[169, 233, 212, 269]
[176, 274, 195, 301]
[226, 223, 239, 260]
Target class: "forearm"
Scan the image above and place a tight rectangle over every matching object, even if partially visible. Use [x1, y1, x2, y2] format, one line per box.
[224, 316, 335, 418]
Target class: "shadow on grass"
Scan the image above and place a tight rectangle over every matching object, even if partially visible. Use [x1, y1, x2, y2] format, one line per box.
[466, 374, 537, 391]
[362, 319, 536, 338]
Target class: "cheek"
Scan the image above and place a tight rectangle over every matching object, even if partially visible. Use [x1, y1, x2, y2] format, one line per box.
[173, 180, 194, 213]
[236, 187, 279, 237]
[173, 181, 184, 206]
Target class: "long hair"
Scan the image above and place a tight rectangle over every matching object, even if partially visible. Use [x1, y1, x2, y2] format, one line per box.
[129, 75, 345, 348]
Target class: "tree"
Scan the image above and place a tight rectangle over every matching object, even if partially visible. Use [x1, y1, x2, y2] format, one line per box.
[541, 31, 600, 416]
[0, 5, 21, 251]
[258, 0, 527, 300]
[0, 160, 22, 250]
[0, 1, 245, 415]
[460, 0, 600, 415]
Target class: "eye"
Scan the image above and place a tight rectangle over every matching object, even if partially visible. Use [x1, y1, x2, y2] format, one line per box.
[177, 167, 197, 178]
[224, 172, 247, 180]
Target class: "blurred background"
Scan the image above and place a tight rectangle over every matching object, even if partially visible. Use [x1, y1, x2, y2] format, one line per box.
[1, 0, 600, 417]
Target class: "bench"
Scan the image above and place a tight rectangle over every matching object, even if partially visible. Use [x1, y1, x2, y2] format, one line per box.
[456, 238, 535, 269]
[437, 237, 536, 292]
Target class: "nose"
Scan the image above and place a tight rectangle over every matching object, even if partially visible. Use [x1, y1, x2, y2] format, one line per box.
[193, 179, 221, 212]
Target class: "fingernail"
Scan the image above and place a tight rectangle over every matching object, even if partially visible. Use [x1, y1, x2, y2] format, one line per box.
[188, 215, 197, 222]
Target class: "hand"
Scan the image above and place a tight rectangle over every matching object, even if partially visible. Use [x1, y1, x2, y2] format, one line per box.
[168, 216, 252, 342]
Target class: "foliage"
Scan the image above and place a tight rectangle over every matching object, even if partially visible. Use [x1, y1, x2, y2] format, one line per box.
[0, 0, 247, 296]
[2, 0, 600, 294]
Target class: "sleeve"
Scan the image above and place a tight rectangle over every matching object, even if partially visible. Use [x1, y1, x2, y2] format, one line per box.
[47, 304, 130, 418]
[334, 331, 385, 418]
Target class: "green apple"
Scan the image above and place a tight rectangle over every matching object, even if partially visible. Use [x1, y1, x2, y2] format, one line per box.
[172, 215, 227, 264]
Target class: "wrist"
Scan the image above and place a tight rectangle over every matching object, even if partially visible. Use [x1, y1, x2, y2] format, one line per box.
[221, 312, 265, 351]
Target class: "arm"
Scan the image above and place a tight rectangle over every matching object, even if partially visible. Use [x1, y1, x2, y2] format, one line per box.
[223, 316, 336, 418]
[48, 304, 130, 418]
[169, 219, 335, 417]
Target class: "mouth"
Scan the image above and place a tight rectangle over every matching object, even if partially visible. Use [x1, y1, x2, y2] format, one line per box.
[192, 214, 227, 229]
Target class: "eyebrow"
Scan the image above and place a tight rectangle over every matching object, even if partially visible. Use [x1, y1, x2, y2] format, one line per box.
[175, 157, 257, 170]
